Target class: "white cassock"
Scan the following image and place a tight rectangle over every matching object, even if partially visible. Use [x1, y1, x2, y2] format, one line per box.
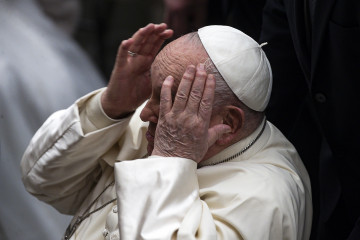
[21, 89, 312, 240]
[0, 0, 105, 239]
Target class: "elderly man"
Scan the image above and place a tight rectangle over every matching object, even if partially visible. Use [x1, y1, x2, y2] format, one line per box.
[21, 23, 312, 239]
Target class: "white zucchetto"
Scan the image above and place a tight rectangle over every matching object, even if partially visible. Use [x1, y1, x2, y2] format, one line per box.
[198, 25, 273, 112]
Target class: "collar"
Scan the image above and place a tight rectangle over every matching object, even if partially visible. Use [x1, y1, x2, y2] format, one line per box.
[198, 117, 267, 168]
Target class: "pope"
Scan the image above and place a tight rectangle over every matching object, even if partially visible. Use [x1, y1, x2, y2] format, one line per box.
[21, 23, 312, 239]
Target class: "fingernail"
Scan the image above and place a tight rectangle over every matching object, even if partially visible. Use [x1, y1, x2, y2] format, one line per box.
[187, 65, 195, 74]
[165, 76, 173, 82]
[198, 63, 205, 70]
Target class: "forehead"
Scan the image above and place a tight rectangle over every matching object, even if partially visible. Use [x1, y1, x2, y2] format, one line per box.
[150, 36, 207, 90]
[150, 42, 185, 89]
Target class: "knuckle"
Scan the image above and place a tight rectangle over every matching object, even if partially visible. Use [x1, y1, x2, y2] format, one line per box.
[176, 91, 188, 101]
[179, 114, 193, 125]
[162, 80, 172, 88]
[189, 94, 200, 103]
[207, 79, 216, 88]
[160, 94, 171, 102]
[200, 98, 212, 107]
[189, 89, 202, 100]
[200, 102, 212, 112]
[199, 100, 213, 117]
[196, 71, 207, 78]
[182, 73, 193, 81]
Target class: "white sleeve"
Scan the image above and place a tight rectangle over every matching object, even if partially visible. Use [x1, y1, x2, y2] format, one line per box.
[20, 89, 133, 215]
[114, 157, 222, 240]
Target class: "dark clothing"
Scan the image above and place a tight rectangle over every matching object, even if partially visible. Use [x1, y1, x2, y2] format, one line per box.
[260, 0, 360, 239]
[74, 0, 163, 79]
[207, 0, 266, 40]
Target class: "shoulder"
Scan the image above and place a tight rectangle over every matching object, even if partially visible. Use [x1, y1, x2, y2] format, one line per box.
[199, 160, 304, 204]
[198, 162, 307, 239]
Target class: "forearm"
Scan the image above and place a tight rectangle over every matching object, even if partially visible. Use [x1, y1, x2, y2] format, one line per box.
[21, 89, 132, 214]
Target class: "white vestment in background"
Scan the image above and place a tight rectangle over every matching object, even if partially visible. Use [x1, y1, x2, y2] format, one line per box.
[0, 0, 105, 239]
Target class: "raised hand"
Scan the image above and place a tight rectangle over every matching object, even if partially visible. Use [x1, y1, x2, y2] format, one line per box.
[102, 23, 173, 119]
[152, 64, 231, 163]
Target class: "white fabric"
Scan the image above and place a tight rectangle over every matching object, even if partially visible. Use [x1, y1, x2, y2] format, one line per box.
[35, 0, 81, 34]
[198, 25, 273, 111]
[21, 90, 312, 239]
[0, 0, 105, 239]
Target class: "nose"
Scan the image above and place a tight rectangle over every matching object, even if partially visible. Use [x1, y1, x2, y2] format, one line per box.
[140, 100, 158, 123]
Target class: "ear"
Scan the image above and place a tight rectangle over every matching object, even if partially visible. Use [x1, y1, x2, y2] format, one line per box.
[216, 106, 245, 146]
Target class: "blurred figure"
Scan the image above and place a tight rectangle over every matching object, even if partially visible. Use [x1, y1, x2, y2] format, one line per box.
[163, 0, 207, 39]
[260, 0, 360, 239]
[0, 0, 104, 239]
[36, 0, 81, 35]
[164, 0, 266, 40]
[74, 0, 164, 79]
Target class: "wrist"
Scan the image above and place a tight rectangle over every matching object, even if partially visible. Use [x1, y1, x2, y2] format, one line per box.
[152, 147, 200, 163]
[101, 90, 134, 119]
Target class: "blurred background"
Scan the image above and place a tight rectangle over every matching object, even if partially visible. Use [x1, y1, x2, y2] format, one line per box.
[72, 0, 265, 80]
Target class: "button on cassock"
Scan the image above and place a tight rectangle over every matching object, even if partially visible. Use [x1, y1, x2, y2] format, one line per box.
[102, 229, 109, 237]
[314, 93, 326, 103]
[112, 206, 118, 213]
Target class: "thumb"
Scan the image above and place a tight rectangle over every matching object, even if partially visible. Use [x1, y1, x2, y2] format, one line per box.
[207, 124, 232, 148]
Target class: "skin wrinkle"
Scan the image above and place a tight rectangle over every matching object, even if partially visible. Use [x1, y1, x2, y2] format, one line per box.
[156, 113, 210, 161]
[157, 43, 186, 83]
[155, 113, 201, 158]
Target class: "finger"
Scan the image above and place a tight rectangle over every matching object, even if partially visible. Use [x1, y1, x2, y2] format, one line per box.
[171, 65, 196, 113]
[198, 73, 216, 120]
[207, 124, 232, 147]
[150, 29, 174, 56]
[115, 39, 134, 66]
[129, 23, 155, 53]
[159, 76, 174, 118]
[159, 29, 174, 39]
[153, 23, 168, 33]
[186, 63, 207, 113]
[141, 23, 168, 55]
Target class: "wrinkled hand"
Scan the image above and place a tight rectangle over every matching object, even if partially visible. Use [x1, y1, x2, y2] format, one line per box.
[102, 23, 173, 119]
[152, 64, 231, 163]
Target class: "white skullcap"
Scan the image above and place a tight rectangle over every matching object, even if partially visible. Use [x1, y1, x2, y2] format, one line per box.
[198, 25, 272, 112]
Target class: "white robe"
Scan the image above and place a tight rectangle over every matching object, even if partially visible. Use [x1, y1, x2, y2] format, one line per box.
[0, 0, 105, 239]
[21, 89, 312, 240]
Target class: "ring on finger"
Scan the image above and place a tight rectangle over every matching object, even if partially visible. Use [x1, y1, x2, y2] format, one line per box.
[128, 51, 137, 57]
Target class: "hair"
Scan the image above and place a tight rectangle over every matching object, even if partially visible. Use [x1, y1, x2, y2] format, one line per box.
[185, 32, 264, 132]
